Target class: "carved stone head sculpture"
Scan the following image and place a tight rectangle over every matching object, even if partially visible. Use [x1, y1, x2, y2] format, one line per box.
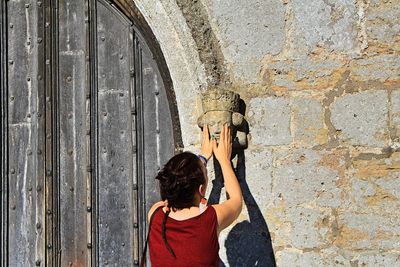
[197, 89, 248, 149]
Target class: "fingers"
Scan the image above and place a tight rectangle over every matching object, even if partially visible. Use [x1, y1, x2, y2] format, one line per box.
[212, 139, 218, 152]
[222, 123, 229, 145]
[228, 125, 231, 144]
[220, 123, 225, 143]
[202, 124, 207, 140]
[204, 124, 209, 139]
[225, 123, 229, 143]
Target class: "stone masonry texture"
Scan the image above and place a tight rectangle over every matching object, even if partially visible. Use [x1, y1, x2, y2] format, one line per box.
[134, 0, 400, 266]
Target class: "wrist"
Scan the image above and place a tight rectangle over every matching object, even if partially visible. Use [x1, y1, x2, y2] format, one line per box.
[200, 150, 212, 160]
[198, 154, 208, 166]
[218, 158, 231, 168]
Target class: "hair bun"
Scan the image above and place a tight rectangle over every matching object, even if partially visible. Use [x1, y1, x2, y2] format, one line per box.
[155, 168, 168, 182]
[155, 151, 206, 210]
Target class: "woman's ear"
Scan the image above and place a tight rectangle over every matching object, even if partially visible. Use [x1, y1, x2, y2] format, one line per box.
[199, 184, 206, 196]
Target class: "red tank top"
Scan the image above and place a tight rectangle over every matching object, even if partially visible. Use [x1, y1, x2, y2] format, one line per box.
[148, 205, 220, 267]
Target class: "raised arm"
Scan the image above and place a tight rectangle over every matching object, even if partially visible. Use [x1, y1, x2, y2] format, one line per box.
[211, 124, 243, 234]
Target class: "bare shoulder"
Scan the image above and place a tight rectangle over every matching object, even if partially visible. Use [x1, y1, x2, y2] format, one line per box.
[210, 204, 219, 212]
[210, 204, 223, 222]
[147, 201, 165, 223]
[211, 201, 242, 234]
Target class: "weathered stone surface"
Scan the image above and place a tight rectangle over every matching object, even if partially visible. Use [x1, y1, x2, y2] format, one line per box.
[273, 148, 343, 207]
[348, 176, 400, 214]
[202, 0, 286, 82]
[346, 151, 400, 214]
[366, 0, 400, 52]
[350, 54, 400, 82]
[292, 97, 328, 146]
[335, 212, 400, 250]
[291, 0, 358, 53]
[263, 56, 347, 91]
[276, 250, 323, 267]
[392, 90, 400, 138]
[351, 253, 400, 266]
[285, 207, 334, 249]
[376, 176, 400, 202]
[330, 90, 388, 147]
[277, 248, 400, 266]
[245, 148, 274, 205]
[319, 247, 350, 266]
[248, 97, 291, 146]
[351, 151, 400, 180]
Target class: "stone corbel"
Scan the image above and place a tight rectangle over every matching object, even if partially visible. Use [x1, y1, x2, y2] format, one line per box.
[197, 89, 248, 149]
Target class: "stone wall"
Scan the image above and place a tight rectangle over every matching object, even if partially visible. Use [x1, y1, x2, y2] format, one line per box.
[134, 0, 400, 266]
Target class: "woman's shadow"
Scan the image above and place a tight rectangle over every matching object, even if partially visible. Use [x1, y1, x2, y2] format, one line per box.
[208, 149, 276, 267]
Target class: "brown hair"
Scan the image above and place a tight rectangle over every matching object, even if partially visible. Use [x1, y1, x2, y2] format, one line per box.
[155, 151, 206, 257]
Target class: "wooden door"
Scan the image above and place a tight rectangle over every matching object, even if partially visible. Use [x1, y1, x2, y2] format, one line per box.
[0, 0, 180, 266]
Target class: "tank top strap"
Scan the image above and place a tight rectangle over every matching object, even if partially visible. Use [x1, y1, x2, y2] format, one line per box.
[203, 205, 218, 224]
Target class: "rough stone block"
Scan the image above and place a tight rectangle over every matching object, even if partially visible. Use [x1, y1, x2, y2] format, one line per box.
[273, 148, 343, 207]
[351, 151, 400, 180]
[276, 250, 323, 267]
[203, 0, 286, 82]
[351, 253, 400, 267]
[376, 176, 400, 200]
[291, 0, 358, 54]
[291, 97, 327, 146]
[346, 151, 400, 213]
[349, 55, 400, 82]
[330, 90, 388, 147]
[264, 56, 347, 91]
[248, 97, 291, 146]
[366, 0, 400, 51]
[348, 176, 400, 214]
[335, 212, 400, 250]
[244, 148, 274, 205]
[285, 207, 334, 249]
[319, 247, 350, 266]
[392, 90, 400, 138]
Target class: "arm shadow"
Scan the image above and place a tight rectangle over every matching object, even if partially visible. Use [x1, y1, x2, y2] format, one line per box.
[208, 150, 276, 267]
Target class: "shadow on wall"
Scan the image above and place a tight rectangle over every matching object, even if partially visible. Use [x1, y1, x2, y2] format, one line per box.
[209, 150, 277, 267]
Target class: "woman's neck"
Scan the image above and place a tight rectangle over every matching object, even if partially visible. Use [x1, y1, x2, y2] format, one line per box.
[164, 205, 202, 220]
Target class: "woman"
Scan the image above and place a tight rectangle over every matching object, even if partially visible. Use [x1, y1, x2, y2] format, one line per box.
[146, 123, 243, 266]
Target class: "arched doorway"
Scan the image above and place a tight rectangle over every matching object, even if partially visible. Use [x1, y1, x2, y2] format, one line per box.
[0, 0, 181, 266]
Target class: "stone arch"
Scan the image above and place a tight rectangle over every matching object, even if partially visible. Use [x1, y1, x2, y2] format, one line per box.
[112, 0, 208, 147]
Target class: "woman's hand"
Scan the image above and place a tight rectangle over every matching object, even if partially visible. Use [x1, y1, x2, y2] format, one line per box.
[212, 123, 232, 164]
[200, 124, 213, 160]
[210, 124, 242, 232]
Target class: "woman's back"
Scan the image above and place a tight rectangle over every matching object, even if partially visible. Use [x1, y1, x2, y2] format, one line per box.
[146, 124, 242, 266]
[149, 206, 220, 267]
